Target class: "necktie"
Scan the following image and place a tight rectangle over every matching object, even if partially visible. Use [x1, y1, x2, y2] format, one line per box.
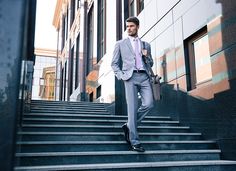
[134, 38, 142, 70]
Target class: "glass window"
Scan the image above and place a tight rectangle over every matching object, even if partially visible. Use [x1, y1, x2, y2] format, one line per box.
[97, 0, 106, 61]
[137, 0, 144, 15]
[129, 0, 134, 16]
[75, 35, 80, 89]
[96, 85, 101, 98]
[69, 45, 74, 95]
[70, 0, 76, 28]
[123, 0, 129, 31]
[184, 27, 212, 91]
[192, 34, 212, 84]
[77, 0, 81, 9]
[61, 15, 66, 51]
[87, 5, 94, 75]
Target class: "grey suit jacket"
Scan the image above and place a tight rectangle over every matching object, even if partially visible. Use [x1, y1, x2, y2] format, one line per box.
[111, 37, 153, 80]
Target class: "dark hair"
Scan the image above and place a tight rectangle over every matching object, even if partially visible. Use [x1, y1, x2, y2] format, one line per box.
[126, 16, 139, 26]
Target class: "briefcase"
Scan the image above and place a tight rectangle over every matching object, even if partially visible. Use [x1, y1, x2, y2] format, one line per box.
[150, 74, 161, 101]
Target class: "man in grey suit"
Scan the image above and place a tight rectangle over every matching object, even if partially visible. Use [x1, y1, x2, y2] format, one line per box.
[111, 16, 154, 152]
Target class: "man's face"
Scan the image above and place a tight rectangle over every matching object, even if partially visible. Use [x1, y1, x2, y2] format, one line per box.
[126, 22, 139, 37]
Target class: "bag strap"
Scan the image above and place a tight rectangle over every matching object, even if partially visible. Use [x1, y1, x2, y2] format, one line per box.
[142, 42, 155, 77]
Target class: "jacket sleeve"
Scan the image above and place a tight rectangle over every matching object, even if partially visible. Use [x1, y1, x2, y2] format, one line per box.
[111, 42, 123, 80]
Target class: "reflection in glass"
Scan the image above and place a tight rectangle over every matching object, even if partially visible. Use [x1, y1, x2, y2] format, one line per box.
[193, 34, 212, 84]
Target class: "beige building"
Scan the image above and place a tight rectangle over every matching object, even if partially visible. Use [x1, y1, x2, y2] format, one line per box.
[33, 48, 57, 100]
[39, 66, 56, 100]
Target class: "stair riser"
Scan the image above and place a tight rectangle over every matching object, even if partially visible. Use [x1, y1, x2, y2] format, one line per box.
[30, 110, 110, 114]
[24, 114, 171, 121]
[16, 153, 220, 166]
[21, 127, 190, 133]
[31, 106, 106, 109]
[17, 135, 202, 141]
[22, 121, 179, 126]
[93, 166, 236, 171]
[30, 104, 106, 108]
[31, 108, 108, 111]
[16, 143, 217, 152]
[31, 100, 105, 103]
[17, 165, 234, 171]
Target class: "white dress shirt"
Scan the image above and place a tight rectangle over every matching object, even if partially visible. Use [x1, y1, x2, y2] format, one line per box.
[128, 36, 145, 70]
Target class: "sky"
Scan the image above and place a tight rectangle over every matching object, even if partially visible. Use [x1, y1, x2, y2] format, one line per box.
[34, 0, 58, 50]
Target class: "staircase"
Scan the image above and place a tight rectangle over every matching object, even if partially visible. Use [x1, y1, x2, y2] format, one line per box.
[14, 100, 236, 170]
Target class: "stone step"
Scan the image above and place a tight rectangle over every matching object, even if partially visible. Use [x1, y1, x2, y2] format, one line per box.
[30, 100, 107, 107]
[22, 118, 180, 126]
[30, 109, 110, 114]
[14, 160, 236, 171]
[31, 105, 106, 110]
[16, 140, 217, 152]
[15, 100, 236, 171]
[21, 124, 190, 133]
[17, 131, 202, 141]
[23, 113, 171, 121]
[15, 150, 221, 166]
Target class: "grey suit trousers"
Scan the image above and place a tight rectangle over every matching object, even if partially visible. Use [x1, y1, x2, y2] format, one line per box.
[124, 72, 154, 145]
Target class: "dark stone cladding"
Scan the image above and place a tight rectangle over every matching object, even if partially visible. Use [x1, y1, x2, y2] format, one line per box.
[0, 0, 36, 170]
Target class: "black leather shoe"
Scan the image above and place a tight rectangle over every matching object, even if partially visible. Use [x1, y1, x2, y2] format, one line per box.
[122, 123, 130, 144]
[131, 144, 145, 152]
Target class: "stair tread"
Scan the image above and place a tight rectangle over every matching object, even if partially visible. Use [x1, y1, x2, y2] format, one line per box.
[15, 149, 221, 157]
[31, 104, 106, 106]
[31, 100, 107, 104]
[16, 140, 216, 145]
[21, 124, 189, 129]
[23, 118, 179, 123]
[24, 113, 171, 119]
[17, 131, 201, 135]
[31, 109, 108, 111]
[30, 111, 110, 113]
[16, 100, 233, 170]
[14, 160, 236, 170]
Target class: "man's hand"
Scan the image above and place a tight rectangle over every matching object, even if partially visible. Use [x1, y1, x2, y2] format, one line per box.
[141, 49, 148, 57]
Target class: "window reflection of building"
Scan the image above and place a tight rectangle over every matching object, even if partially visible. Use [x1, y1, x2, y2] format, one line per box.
[185, 27, 212, 91]
[39, 67, 56, 100]
[161, 56, 167, 83]
[33, 48, 57, 100]
[193, 34, 212, 84]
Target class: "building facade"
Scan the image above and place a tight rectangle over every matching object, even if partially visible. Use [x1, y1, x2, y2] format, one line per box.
[53, 0, 236, 159]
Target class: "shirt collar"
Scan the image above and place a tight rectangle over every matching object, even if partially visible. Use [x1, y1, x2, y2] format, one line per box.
[128, 36, 139, 41]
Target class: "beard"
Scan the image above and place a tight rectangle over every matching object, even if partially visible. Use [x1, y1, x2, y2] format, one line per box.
[128, 31, 138, 37]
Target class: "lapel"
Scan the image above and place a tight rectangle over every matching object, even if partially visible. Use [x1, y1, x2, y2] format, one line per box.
[124, 38, 135, 55]
[124, 38, 145, 55]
